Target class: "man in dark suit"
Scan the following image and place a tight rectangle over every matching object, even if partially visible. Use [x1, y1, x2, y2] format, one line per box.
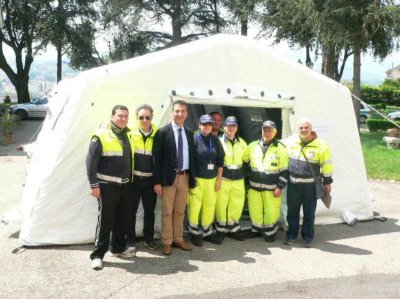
[153, 100, 196, 255]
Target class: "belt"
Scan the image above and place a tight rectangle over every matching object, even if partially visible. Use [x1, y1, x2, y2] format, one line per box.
[176, 169, 189, 175]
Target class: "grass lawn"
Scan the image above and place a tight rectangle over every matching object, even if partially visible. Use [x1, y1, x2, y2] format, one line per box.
[361, 131, 400, 181]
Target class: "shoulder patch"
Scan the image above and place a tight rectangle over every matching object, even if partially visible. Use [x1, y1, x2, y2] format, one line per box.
[91, 136, 99, 143]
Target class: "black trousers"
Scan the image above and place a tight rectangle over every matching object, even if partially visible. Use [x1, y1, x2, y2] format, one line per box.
[286, 182, 317, 242]
[127, 176, 157, 245]
[90, 182, 133, 260]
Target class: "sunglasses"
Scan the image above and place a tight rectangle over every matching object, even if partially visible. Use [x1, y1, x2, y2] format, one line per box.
[138, 115, 151, 120]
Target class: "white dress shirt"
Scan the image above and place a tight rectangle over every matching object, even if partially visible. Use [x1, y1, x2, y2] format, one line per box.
[172, 122, 189, 170]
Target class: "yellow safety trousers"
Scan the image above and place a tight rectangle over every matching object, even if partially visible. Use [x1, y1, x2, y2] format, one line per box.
[188, 177, 217, 236]
[215, 178, 245, 232]
[248, 188, 281, 236]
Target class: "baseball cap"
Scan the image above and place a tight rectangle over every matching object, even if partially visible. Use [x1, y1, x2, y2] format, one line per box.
[199, 114, 214, 124]
[224, 116, 238, 126]
[262, 120, 276, 128]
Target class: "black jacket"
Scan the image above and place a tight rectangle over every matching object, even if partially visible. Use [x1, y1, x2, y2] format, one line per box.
[153, 123, 196, 188]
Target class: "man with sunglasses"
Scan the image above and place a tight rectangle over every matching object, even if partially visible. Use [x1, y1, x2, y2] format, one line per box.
[126, 105, 159, 254]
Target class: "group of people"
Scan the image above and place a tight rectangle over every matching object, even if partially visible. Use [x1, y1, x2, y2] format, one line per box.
[86, 100, 333, 271]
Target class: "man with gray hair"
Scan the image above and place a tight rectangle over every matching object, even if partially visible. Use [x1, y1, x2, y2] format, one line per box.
[284, 118, 333, 247]
[126, 104, 159, 253]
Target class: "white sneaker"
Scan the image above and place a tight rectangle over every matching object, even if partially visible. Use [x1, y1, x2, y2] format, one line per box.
[91, 258, 103, 270]
[112, 246, 137, 258]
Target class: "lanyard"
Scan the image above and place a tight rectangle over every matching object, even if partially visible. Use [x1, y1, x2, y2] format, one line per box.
[197, 133, 214, 163]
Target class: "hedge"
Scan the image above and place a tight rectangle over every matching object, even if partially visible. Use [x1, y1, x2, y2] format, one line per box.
[361, 85, 400, 106]
[366, 119, 400, 131]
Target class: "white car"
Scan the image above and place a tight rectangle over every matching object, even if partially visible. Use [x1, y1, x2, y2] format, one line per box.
[9, 97, 48, 119]
[387, 110, 400, 121]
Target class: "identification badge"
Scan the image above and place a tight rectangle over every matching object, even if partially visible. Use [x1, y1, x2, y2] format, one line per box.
[207, 163, 214, 170]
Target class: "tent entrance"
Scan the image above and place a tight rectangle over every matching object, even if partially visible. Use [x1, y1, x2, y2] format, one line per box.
[185, 104, 283, 143]
[158, 93, 295, 141]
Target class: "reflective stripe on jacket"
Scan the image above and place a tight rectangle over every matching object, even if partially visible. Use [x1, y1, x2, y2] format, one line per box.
[130, 124, 158, 177]
[284, 133, 333, 184]
[219, 134, 247, 180]
[95, 125, 135, 184]
[243, 139, 289, 191]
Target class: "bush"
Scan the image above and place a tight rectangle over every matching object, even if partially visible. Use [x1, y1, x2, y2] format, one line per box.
[366, 119, 400, 131]
[361, 85, 400, 106]
[370, 103, 386, 110]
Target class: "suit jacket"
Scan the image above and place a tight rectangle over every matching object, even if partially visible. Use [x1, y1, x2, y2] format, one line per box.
[153, 123, 196, 188]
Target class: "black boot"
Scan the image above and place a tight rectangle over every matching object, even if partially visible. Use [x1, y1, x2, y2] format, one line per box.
[244, 231, 262, 239]
[191, 234, 203, 247]
[204, 232, 223, 245]
[228, 231, 245, 241]
[264, 235, 276, 243]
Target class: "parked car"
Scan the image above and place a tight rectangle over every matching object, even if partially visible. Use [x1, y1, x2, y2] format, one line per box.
[9, 97, 48, 119]
[359, 103, 371, 124]
[387, 110, 400, 121]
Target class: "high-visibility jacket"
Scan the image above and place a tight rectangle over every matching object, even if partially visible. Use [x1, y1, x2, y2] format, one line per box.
[95, 125, 135, 184]
[219, 134, 247, 180]
[284, 133, 333, 184]
[243, 139, 289, 191]
[130, 124, 158, 177]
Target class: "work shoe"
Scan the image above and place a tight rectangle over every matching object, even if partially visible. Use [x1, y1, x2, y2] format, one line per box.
[204, 232, 223, 245]
[284, 238, 297, 245]
[91, 258, 103, 271]
[112, 246, 137, 258]
[244, 231, 262, 239]
[162, 244, 172, 255]
[264, 235, 276, 243]
[191, 235, 203, 247]
[173, 240, 193, 251]
[304, 240, 312, 248]
[144, 240, 159, 250]
[228, 231, 245, 241]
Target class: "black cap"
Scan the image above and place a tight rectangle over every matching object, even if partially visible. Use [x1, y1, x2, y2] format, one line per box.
[262, 120, 276, 129]
[224, 116, 238, 126]
[199, 114, 214, 124]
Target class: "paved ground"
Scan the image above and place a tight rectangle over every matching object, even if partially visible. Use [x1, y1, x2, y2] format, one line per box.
[0, 120, 400, 298]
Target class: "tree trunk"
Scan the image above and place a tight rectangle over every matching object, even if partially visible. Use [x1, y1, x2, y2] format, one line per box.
[322, 46, 336, 80]
[305, 45, 313, 68]
[15, 75, 31, 103]
[171, 1, 182, 45]
[353, 37, 362, 131]
[241, 18, 248, 36]
[57, 44, 62, 83]
[2, 50, 32, 103]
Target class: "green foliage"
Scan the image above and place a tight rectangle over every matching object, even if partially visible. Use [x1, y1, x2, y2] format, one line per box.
[37, 1, 100, 76]
[382, 78, 400, 89]
[361, 131, 400, 181]
[366, 119, 400, 131]
[259, 1, 400, 84]
[0, 110, 19, 135]
[99, 0, 224, 60]
[370, 103, 386, 110]
[361, 85, 400, 105]
[0, 0, 50, 103]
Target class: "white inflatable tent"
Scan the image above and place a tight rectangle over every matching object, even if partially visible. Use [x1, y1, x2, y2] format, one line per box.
[19, 34, 373, 246]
